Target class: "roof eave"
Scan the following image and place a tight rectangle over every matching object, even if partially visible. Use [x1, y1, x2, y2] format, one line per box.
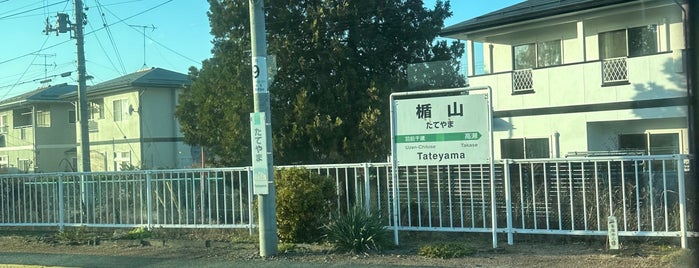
[440, 0, 640, 38]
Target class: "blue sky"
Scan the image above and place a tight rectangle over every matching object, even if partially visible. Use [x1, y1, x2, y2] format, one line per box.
[0, 0, 522, 100]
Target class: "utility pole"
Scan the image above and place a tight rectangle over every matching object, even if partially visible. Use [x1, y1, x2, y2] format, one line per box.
[128, 24, 156, 68]
[75, 0, 91, 173]
[45, 1, 91, 172]
[249, 0, 277, 257]
[42, 0, 91, 224]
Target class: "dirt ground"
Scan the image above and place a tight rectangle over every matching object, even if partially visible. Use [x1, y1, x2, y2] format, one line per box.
[0, 228, 695, 268]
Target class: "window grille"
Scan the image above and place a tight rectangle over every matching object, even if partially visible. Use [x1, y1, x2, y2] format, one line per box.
[88, 121, 99, 132]
[602, 57, 628, 83]
[512, 68, 533, 92]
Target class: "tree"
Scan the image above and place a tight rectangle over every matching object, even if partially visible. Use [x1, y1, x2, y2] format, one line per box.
[177, 0, 465, 166]
[176, 1, 253, 166]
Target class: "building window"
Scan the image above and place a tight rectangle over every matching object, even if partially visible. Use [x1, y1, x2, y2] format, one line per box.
[19, 128, 26, 140]
[514, 43, 536, 70]
[599, 25, 658, 59]
[0, 135, 4, 147]
[501, 138, 550, 159]
[0, 155, 8, 168]
[513, 40, 562, 69]
[36, 110, 50, 127]
[89, 99, 104, 120]
[628, 25, 658, 57]
[599, 29, 627, 59]
[472, 41, 486, 75]
[512, 40, 561, 93]
[13, 108, 31, 128]
[17, 159, 31, 173]
[598, 26, 659, 84]
[619, 133, 680, 155]
[537, 40, 562, 67]
[115, 151, 132, 170]
[69, 110, 76, 124]
[113, 99, 128, 122]
[0, 114, 7, 133]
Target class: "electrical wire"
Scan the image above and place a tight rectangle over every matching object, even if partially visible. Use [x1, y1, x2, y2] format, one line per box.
[94, 0, 127, 74]
[0, 0, 69, 20]
[0, 0, 175, 93]
[0, 36, 52, 101]
[96, 0, 200, 65]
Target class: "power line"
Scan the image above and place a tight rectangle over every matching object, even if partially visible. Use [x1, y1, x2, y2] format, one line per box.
[0, 36, 52, 101]
[0, 0, 173, 67]
[0, 0, 69, 20]
[95, 0, 200, 65]
[94, 0, 127, 74]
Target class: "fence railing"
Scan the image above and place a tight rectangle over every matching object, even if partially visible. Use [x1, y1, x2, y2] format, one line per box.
[0, 168, 254, 231]
[1, 155, 694, 248]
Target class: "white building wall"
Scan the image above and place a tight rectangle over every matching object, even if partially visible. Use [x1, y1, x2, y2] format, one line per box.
[462, 1, 689, 159]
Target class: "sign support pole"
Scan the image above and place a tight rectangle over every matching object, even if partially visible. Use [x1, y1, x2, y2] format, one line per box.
[389, 86, 494, 247]
[249, 0, 277, 257]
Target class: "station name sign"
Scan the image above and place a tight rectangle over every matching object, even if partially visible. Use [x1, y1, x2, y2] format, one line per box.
[392, 94, 490, 166]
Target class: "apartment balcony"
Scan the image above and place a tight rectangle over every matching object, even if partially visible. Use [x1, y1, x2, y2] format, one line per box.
[468, 52, 687, 112]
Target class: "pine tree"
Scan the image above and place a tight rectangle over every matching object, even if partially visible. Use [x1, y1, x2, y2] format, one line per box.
[176, 0, 465, 166]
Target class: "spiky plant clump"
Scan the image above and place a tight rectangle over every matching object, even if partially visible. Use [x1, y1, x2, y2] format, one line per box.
[324, 205, 392, 254]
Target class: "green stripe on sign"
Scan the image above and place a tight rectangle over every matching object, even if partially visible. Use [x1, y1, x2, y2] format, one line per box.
[396, 132, 482, 143]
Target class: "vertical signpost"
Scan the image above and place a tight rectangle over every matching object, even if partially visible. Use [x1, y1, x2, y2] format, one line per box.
[250, 112, 269, 195]
[607, 216, 620, 250]
[389, 87, 495, 247]
[249, 0, 277, 257]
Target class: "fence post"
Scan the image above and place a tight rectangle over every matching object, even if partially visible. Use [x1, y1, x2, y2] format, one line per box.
[58, 175, 64, 231]
[146, 171, 153, 229]
[676, 155, 687, 249]
[363, 163, 371, 214]
[503, 161, 514, 245]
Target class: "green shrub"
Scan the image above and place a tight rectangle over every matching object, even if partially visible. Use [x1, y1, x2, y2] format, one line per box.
[417, 243, 477, 259]
[126, 226, 152, 239]
[324, 205, 392, 253]
[275, 167, 336, 243]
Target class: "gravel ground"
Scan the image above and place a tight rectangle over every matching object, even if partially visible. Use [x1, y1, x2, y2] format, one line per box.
[0, 229, 695, 268]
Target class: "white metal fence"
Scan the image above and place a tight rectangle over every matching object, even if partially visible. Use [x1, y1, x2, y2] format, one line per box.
[1, 155, 694, 247]
[0, 168, 254, 230]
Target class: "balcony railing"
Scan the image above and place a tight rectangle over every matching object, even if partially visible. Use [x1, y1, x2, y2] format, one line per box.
[512, 68, 533, 92]
[602, 57, 628, 84]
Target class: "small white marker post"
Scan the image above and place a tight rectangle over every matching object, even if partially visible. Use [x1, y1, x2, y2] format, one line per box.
[607, 216, 619, 250]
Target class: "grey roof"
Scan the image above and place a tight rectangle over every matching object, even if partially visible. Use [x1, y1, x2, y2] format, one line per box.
[0, 83, 76, 107]
[441, 0, 639, 37]
[87, 67, 190, 95]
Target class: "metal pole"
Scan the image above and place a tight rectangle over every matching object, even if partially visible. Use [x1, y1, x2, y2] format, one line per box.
[75, 0, 91, 172]
[249, 0, 278, 257]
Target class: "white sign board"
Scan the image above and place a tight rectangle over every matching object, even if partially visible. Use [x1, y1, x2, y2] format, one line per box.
[393, 94, 490, 166]
[252, 56, 268, 93]
[607, 216, 619, 250]
[250, 112, 269, 195]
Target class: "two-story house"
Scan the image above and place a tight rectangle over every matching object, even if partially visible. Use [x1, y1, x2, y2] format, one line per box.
[66, 67, 194, 171]
[441, 0, 689, 159]
[0, 83, 78, 173]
